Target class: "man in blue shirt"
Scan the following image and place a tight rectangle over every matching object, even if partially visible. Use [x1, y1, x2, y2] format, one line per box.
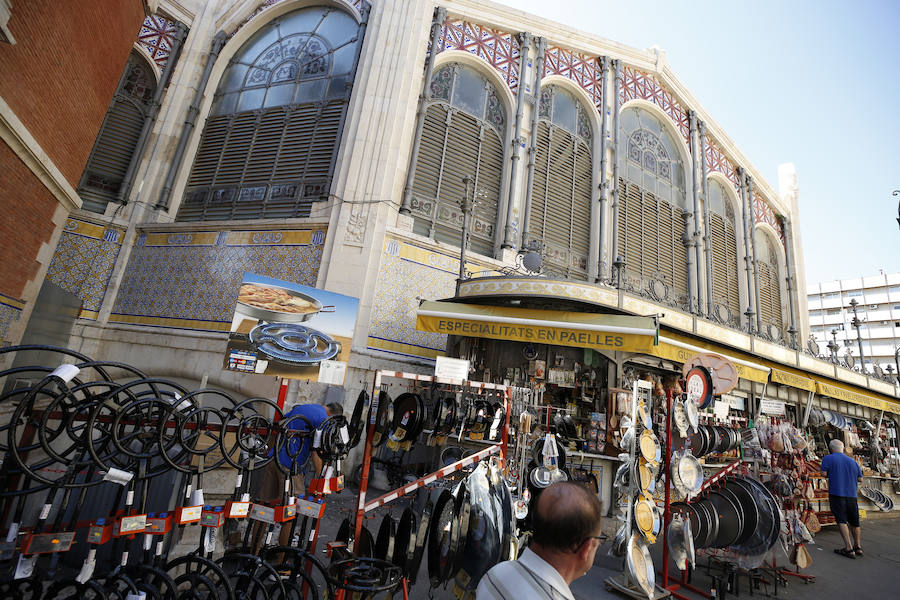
[821, 439, 863, 558]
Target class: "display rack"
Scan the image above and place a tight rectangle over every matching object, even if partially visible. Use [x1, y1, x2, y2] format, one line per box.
[352, 370, 509, 547]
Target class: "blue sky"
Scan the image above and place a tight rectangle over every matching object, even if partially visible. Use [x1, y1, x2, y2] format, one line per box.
[491, 0, 900, 284]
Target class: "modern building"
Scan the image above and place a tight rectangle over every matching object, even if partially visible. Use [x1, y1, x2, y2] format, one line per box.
[3, 0, 898, 473]
[807, 272, 900, 379]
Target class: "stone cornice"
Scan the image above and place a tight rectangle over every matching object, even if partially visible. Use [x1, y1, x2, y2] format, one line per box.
[0, 96, 81, 211]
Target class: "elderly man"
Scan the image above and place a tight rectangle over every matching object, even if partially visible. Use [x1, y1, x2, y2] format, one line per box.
[821, 439, 863, 558]
[476, 482, 603, 600]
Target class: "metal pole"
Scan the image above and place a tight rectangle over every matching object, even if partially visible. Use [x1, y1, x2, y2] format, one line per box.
[502, 32, 533, 249]
[155, 31, 227, 210]
[609, 60, 622, 273]
[597, 56, 610, 282]
[457, 177, 474, 293]
[849, 299, 867, 371]
[521, 37, 546, 245]
[782, 216, 798, 347]
[747, 177, 763, 334]
[688, 110, 702, 313]
[699, 121, 713, 318]
[400, 7, 447, 215]
[737, 167, 755, 332]
[801, 390, 814, 428]
[117, 21, 189, 204]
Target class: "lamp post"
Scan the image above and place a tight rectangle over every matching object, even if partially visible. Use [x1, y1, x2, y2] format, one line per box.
[848, 298, 867, 372]
[456, 176, 481, 293]
[827, 328, 840, 363]
[613, 255, 626, 290]
[894, 346, 900, 385]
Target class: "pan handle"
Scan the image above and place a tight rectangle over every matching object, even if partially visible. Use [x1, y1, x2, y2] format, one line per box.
[318, 305, 336, 313]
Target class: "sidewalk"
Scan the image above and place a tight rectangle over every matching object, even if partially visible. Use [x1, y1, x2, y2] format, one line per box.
[572, 513, 900, 600]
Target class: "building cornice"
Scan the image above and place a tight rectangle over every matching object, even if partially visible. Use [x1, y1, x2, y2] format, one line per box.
[0, 96, 81, 211]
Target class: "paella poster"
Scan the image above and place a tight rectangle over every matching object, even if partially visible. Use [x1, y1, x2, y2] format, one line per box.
[223, 273, 359, 383]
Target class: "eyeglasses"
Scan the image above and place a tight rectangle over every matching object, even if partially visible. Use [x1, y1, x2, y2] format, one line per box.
[583, 534, 607, 545]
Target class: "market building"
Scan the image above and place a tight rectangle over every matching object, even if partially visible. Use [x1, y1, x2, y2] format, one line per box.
[4, 0, 900, 512]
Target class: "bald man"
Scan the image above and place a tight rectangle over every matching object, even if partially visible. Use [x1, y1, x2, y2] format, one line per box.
[476, 482, 603, 600]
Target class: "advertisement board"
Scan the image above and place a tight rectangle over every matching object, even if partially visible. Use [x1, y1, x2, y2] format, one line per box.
[223, 273, 359, 384]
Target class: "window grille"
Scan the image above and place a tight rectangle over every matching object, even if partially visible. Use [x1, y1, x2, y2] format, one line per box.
[409, 63, 505, 257]
[528, 85, 592, 279]
[79, 52, 156, 213]
[706, 178, 741, 319]
[617, 106, 688, 299]
[755, 230, 784, 329]
[178, 7, 362, 221]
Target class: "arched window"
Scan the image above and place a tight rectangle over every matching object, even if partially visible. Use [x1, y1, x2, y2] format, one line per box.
[707, 179, 740, 321]
[409, 63, 506, 256]
[617, 106, 688, 299]
[178, 7, 362, 221]
[528, 85, 593, 279]
[755, 229, 784, 332]
[79, 52, 156, 213]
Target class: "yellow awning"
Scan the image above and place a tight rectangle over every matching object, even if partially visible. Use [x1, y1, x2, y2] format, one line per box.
[815, 380, 900, 415]
[646, 333, 771, 384]
[770, 369, 816, 392]
[415, 301, 658, 353]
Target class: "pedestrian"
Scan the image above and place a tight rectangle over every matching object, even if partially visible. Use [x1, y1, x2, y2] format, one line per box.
[476, 481, 603, 599]
[821, 438, 863, 558]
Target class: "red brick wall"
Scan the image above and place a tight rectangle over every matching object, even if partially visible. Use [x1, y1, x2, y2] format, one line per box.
[0, 141, 58, 299]
[0, 1, 146, 187]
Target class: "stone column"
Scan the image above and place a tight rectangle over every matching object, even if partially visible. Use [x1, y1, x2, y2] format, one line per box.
[502, 32, 533, 249]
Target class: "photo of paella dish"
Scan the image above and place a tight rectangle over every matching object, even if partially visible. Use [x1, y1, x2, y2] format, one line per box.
[238, 283, 319, 314]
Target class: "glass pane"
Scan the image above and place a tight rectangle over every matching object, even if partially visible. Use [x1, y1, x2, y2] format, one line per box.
[327, 75, 349, 99]
[271, 60, 299, 83]
[673, 163, 685, 191]
[256, 41, 285, 70]
[264, 83, 295, 108]
[281, 34, 310, 60]
[330, 43, 357, 76]
[299, 37, 330, 78]
[246, 67, 270, 88]
[237, 26, 281, 63]
[626, 162, 642, 184]
[643, 171, 656, 191]
[316, 10, 357, 45]
[295, 78, 327, 103]
[219, 63, 249, 93]
[620, 107, 638, 135]
[452, 66, 486, 118]
[213, 92, 238, 116]
[552, 89, 577, 133]
[237, 87, 265, 112]
[279, 8, 326, 36]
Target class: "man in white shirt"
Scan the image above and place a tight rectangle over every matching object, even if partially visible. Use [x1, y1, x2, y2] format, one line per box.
[476, 482, 603, 600]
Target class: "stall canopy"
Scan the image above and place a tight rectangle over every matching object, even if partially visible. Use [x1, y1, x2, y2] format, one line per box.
[415, 301, 658, 353]
[770, 369, 816, 392]
[648, 331, 771, 384]
[815, 380, 900, 415]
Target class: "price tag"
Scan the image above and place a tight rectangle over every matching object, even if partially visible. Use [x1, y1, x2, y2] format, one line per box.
[14, 555, 35, 579]
[339, 426, 350, 445]
[713, 401, 730, 421]
[76, 549, 97, 583]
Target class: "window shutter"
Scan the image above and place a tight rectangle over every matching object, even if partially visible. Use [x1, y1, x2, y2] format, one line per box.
[570, 138, 592, 277]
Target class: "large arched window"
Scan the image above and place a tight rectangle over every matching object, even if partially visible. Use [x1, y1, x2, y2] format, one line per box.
[707, 179, 741, 321]
[617, 106, 688, 299]
[528, 85, 593, 279]
[79, 52, 156, 213]
[178, 7, 362, 221]
[409, 63, 506, 256]
[755, 229, 784, 333]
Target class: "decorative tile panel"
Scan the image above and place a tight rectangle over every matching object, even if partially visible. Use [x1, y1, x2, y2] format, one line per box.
[367, 235, 499, 360]
[752, 194, 785, 242]
[110, 226, 326, 332]
[704, 137, 740, 189]
[543, 46, 603, 108]
[138, 15, 178, 69]
[0, 292, 24, 344]
[436, 19, 521, 92]
[618, 65, 690, 145]
[45, 218, 126, 320]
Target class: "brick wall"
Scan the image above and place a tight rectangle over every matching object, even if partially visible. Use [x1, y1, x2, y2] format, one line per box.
[0, 1, 146, 187]
[0, 141, 57, 299]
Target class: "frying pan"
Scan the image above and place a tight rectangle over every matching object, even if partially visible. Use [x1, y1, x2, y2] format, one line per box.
[451, 479, 472, 577]
[530, 436, 567, 470]
[388, 393, 424, 444]
[428, 488, 457, 587]
[348, 389, 367, 448]
[392, 507, 416, 574]
[371, 391, 393, 448]
[433, 395, 458, 436]
[236, 284, 335, 323]
[375, 513, 396, 562]
[707, 491, 742, 548]
[407, 488, 436, 584]
[725, 478, 758, 546]
[356, 526, 376, 558]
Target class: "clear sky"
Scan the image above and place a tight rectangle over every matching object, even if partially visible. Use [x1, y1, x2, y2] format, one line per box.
[490, 0, 900, 285]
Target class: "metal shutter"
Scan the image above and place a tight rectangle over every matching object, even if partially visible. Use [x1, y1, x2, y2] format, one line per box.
[758, 252, 783, 329]
[709, 212, 740, 319]
[412, 106, 501, 258]
[570, 137, 592, 278]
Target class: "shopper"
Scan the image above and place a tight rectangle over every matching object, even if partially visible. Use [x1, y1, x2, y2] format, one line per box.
[821, 438, 863, 558]
[476, 482, 603, 600]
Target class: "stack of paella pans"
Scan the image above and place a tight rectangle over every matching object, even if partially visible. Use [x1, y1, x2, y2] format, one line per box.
[859, 485, 895, 512]
[610, 381, 661, 599]
[366, 460, 515, 593]
[670, 475, 781, 568]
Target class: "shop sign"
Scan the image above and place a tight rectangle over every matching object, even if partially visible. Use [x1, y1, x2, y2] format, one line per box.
[720, 394, 746, 411]
[713, 400, 731, 420]
[814, 381, 900, 414]
[650, 342, 768, 383]
[435, 356, 470, 381]
[770, 369, 815, 392]
[759, 398, 786, 415]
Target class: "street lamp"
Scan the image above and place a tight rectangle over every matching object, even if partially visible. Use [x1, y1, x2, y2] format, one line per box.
[613, 255, 626, 290]
[827, 328, 840, 363]
[456, 176, 484, 293]
[848, 298, 867, 372]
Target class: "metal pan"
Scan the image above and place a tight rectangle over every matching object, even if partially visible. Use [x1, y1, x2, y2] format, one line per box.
[236, 283, 335, 323]
[356, 525, 376, 558]
[530, 436, 567, 470]
[451, 479, 472, 577]
[392, 507, 416, 574]
[434, 395, 458, 436]
[388, 393, 423, 444]
[375, 513, 396, 562]
[428, 488, 456, 587]
[724, 478, 758, 546]
[371, 391, 393, 448]
[348, 389, 367, 448]
[407, 488, 436, 584]
[707, 491, 742, 548]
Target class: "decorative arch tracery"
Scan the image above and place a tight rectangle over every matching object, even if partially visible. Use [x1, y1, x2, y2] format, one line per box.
[618, 65, 690, 145]
[543, 46, 603, 108]
[436, 19, 521, 92]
